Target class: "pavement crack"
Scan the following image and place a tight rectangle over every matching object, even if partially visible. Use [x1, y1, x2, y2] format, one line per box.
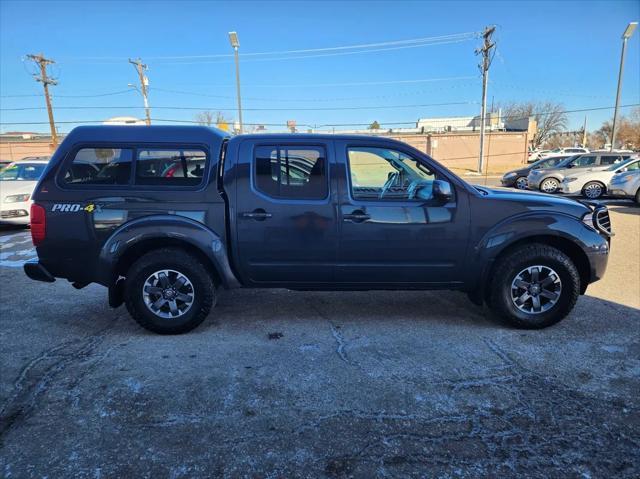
[0, 322, 117, 443]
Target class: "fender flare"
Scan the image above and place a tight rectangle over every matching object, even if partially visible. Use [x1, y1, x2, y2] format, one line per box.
[97, 214, 240, 288]
[467, 211, 604, 293]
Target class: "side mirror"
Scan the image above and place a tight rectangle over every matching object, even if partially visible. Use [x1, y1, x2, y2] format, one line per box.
[433, 180, 453, 202]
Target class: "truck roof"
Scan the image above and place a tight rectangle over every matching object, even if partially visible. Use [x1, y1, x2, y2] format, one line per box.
[62, 125, 231, 145]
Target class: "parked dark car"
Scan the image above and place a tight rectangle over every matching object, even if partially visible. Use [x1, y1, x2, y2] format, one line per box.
[501, 155, 576, 190]
[24, 126, 611, 334]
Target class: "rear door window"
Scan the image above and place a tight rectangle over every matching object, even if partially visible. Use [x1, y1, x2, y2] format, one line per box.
[253, 146, 327, 199]
[135, 148, 207, 186]
[600, 155, 623, 166]
[63, 148, 133, 185]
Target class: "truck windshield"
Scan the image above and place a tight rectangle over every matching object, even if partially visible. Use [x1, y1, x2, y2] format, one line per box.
[0, 163, 46, 181]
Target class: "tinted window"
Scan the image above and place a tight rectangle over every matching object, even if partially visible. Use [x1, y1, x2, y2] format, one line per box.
[571, 155, 596, 167]
[0, 163, 46, 181]
[347, 147, 435, 201]
[136, 149, 207, 186]
[254, 146, 327, 199]
[64, 148, 132, 185]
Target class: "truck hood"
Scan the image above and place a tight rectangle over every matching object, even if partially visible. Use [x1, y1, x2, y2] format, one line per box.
[474, 185, 591, 218]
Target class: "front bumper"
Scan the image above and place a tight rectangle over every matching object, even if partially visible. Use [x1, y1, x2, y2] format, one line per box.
[608, 187, 632, 198]
[0, 200, 31, 224]
[501, 177, 517, 187]
[24, 260, 56, 283]
[527, 176, 542, 190]
[560, 182, 581, 195]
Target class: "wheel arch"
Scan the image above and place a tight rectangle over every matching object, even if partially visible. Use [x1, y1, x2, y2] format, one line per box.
[482, 234, 591, 303]
[98, 214, 241, 289]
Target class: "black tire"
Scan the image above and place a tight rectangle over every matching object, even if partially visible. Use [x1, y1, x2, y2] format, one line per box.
[488, 244, 580, 329]
[582, 181, 605, 199]
[539, 177, 560, 194]
[515, 176, 528, 190]
[635, 187, 640, 204]
[124, 248, 215, 334]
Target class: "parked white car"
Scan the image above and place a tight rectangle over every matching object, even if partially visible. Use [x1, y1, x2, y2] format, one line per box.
[560, 156, 640, 199]
[538, 147, 589, 160]
[0, 160, 49, 225]
[609, 168, 640, 203]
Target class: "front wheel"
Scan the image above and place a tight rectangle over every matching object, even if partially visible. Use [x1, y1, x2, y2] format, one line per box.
[582, 181, 605, 199]
[489, 244, 580, 329]
[515, 176, 528, 190]
[540, 178, 560, 194]
[124, 248, 216, 334]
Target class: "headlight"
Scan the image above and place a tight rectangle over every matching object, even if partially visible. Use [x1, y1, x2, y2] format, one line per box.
[503, 172, 517, 179]
[564, 177, 578, 183]
[582, 212, 596, 231]
[4, 193, 30, 203]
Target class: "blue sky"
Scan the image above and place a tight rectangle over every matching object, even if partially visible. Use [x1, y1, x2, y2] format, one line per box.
[1, 0, 638, 134]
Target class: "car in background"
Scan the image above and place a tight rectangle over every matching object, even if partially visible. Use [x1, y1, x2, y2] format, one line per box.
[527, 149, 551, 163]
[0, 159, 49, 225]
[535, 147, 589, 161]
[527, 152, 634, 194]
[609, 168, 640, 204]
[561, 156, 640, 199]
[502, 154, 576, 189]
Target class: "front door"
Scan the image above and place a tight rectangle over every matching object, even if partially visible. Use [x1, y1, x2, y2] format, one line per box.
[334, 140, 469, 286]
[234, 139, 338, 285]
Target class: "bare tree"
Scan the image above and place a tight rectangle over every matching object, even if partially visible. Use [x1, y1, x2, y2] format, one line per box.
[194, 111, 215, 126]
[194, 111, 233, 132]
[595, 107, 640, 149]
[501, 101, 568, 149]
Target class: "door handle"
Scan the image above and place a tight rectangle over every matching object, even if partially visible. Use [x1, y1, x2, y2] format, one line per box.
[343, 210, 370, 223]
[241, 209, 272, 221]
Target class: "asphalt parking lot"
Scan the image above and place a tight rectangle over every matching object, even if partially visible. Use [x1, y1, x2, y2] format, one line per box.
[1, 201, 639, 478]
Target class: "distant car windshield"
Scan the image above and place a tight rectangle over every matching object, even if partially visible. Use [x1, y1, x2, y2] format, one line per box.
[607, 158, 639, 171]
[0, 163, 46, 181]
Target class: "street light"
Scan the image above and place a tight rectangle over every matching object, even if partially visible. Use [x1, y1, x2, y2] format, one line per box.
[228, 31, 243, 134]
[610, 21, 637, 151]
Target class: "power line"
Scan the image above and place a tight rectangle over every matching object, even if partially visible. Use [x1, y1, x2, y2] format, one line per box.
[60, 32, 480, 63]
[0, 101, 477, 112]
[1, 104, 638, 127]
[0, 89, 136, 99]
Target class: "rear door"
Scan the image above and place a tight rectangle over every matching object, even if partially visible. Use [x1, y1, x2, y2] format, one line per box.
[334, 140, 470, 285]
[233, 138, 338, 285]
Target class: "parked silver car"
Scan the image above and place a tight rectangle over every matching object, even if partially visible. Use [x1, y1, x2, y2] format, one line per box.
[609, 168, 640, 204]
[560, 157, 640, 199]
[528, 152, 634, 193]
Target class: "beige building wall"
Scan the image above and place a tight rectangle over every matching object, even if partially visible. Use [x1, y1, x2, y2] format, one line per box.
[0, 140, 56, 161]
[390, 131, 529, 173]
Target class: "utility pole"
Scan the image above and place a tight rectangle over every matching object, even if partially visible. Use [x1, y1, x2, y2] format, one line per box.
[582, 115, 587, 147]
[476, 26, 496, 174]
[26, 53, 58, 146]
[128, 58, 151, 125]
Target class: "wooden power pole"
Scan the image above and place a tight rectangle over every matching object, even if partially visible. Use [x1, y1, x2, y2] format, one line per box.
[128, 58, 151, 125]
[476, 26, 496, 174]
[26, 53, 58, 146]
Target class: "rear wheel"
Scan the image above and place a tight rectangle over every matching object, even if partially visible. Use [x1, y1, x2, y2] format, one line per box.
[488, 244, 580, 329]
[124, 248, 215, 334]
[515, 176, 528, 190]
[582, 181, 605, 199]
[540, 177, 560, 194]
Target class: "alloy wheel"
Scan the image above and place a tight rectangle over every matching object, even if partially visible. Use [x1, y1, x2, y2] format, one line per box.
[541, 178, 559, 193]
[142, 269, 195, 319]
[515, 177, 528, 190]
[583, 183, 603, 199]
[510, 265, 562, 314]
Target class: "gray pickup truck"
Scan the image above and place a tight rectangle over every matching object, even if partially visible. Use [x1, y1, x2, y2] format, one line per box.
[24, 126, 611, 334]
